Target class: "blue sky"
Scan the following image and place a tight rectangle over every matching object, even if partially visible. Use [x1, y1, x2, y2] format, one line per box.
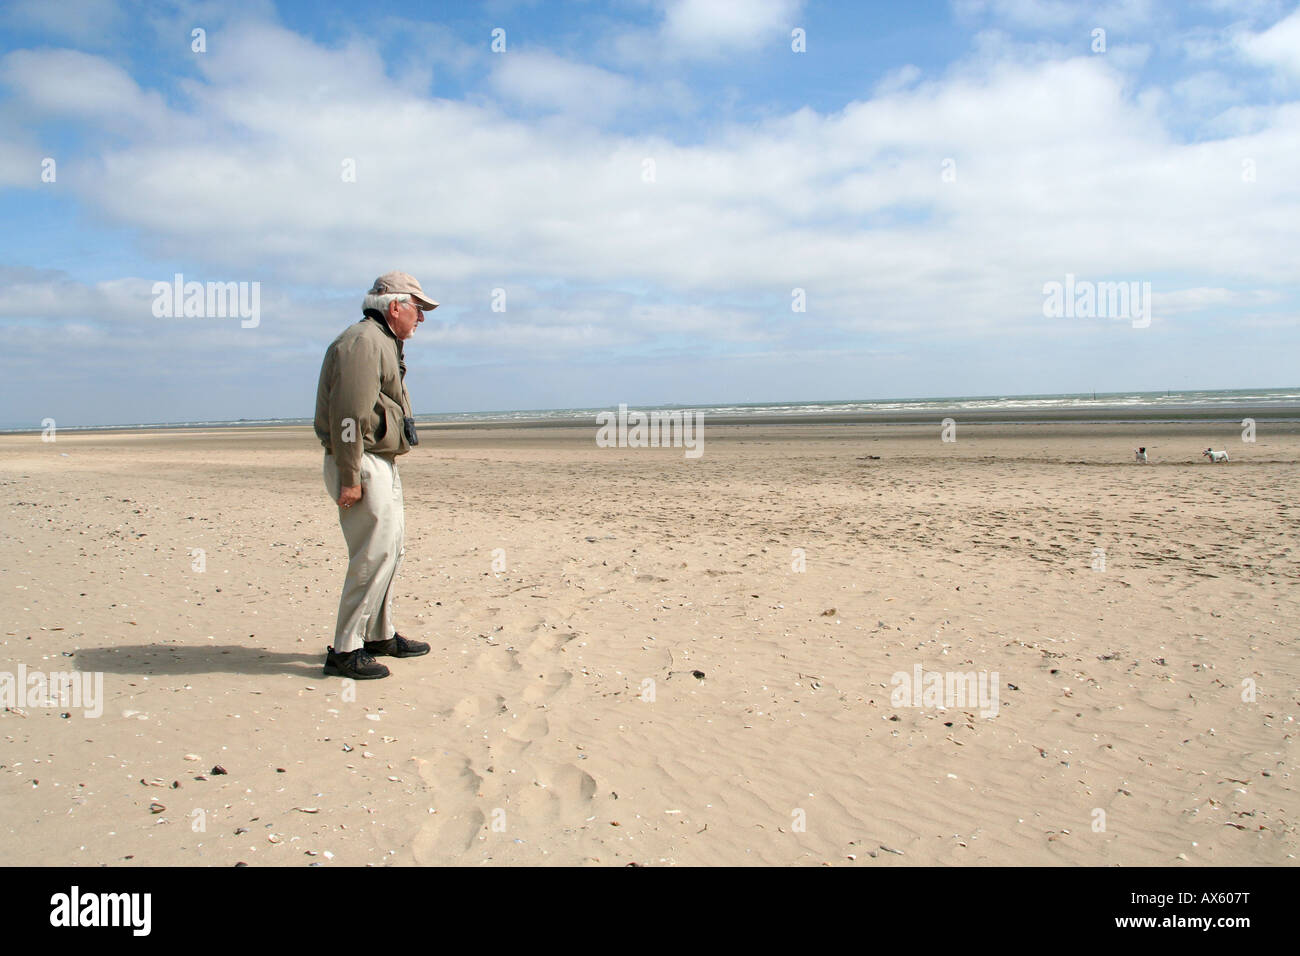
[1, 0, 1298, 426]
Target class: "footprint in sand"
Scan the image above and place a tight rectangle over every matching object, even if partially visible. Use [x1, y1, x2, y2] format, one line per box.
[411, 752, 486, 861]
[474, 644, 521, 673]
[411, 623, 581, 861]
[540, 762, 597, 803]
[494, 693, 561, 760]
[450, 693, 508, 723]
[522, 670, 572, 703]
[513, 762, 598, 826]
[519, 628, 578, 659]
[455, 603, 501, 625]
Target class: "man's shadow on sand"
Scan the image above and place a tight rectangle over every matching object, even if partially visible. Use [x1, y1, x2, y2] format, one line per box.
[74, 645, 322, 678]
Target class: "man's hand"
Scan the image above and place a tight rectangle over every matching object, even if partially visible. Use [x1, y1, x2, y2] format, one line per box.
[337, 484, 363, 509]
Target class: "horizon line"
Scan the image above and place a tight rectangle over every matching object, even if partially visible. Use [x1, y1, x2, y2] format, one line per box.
[5, 385, 1299, 434]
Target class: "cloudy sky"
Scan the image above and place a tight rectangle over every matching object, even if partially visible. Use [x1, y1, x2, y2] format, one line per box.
[1, 0, 1297, 427]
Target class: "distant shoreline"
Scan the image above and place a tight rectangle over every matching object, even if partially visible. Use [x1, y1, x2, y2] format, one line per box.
[5, 403, 1300, 436]
[412, 405, 1300, 429]
[6, 387, 1299, 435]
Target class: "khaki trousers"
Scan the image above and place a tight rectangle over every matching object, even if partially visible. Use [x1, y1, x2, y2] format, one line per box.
[322, 451, 405, 653]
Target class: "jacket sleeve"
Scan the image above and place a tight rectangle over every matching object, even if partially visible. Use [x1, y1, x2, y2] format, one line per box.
[327, 334, 381, 487]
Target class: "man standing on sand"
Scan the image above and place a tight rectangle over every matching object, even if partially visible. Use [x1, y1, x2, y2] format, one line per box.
[313, 271, 437, 679]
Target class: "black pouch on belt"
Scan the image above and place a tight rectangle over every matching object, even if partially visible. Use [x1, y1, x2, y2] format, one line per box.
[403, 416, 420, 447]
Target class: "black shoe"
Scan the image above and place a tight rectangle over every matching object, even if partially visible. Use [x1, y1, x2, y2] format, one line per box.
[364, 633, 430, 658]
[323, 647, 390, 679]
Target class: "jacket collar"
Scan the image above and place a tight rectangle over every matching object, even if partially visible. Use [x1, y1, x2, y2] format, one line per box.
[362, 308, 397, 339]
[361, 309, 406, 374]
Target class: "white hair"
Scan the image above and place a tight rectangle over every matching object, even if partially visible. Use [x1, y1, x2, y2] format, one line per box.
[363, 292, 411, 315]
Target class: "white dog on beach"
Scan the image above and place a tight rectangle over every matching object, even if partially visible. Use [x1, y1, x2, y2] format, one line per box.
[1202, 448, 1229, 463]
[1134, 446, 1148, 462]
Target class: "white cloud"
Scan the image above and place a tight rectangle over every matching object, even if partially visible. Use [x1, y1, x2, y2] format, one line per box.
[953, 0, 1158, 31]
[953, 0, 1085, 30]
[615, 0, 804, 63]
[0, 135, 42, 187]
[661, 0, 802, 52]
[1198, 0, 1287, 23]
[4, 32, 1297, 329]
[1153, 287, 1281, 314]
[1237, 6, 1300, 77]
[3, 9, 1300, 423]
[0, 48, 174, 135]
[1, 0, 125, 47]
[874, 64, 922, 96]
[488, 51, 636, 118]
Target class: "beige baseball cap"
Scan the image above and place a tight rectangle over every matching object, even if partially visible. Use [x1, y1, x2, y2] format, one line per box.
[368, 270, 439, 310]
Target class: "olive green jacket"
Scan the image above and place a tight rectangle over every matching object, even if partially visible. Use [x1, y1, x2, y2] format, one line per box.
[314, 313, 414, 487]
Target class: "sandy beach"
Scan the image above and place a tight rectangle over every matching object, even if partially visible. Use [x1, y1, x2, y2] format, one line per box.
[1, 420, 1296, 866]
